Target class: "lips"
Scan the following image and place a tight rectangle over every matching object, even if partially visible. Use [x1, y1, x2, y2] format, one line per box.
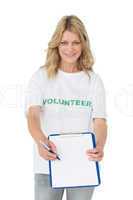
[63, 53, 76, 57]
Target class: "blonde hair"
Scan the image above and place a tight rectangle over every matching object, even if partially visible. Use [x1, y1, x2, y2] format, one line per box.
[42, 15, 94, 79]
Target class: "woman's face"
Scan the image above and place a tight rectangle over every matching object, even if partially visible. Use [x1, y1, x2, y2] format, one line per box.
[58, 30, 82, 66]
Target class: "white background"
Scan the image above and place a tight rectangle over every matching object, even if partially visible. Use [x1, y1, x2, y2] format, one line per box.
[0, 0, 133, 199]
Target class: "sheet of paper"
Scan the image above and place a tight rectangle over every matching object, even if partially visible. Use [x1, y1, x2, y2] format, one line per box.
[49, 133, 100, 188]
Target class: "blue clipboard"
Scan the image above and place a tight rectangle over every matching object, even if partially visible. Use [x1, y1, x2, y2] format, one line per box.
[48, 132, 101, 188]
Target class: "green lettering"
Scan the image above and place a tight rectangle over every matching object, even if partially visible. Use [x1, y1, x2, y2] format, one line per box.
[47, 98, 53, 104]
[75, 100, 80, 106]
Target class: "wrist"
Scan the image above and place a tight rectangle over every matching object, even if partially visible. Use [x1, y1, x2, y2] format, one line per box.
[96, 143, 104, 150]
[35, 135, 48, 146]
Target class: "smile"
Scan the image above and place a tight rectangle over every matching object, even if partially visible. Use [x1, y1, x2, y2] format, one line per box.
[63, 53, 76, 57]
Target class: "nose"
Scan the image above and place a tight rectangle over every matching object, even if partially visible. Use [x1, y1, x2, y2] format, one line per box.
[67, 43, 74, 51]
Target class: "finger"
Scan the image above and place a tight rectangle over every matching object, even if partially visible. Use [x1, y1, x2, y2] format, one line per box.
[88, 153, 103, 161]
[41, 148, 57, 159]
[47, 156, 57, 160]
[44, 153, 57, 160]
[49, 141, 57, 152]
[86, 148, 103, 154]
[44, 156, 57, 160]
[86, 151, 98, 156]
[40, 152, 56, 161]
[86, 148, 99, 154]
[90, 151, 103, 158]
[47, 151, 57, 158]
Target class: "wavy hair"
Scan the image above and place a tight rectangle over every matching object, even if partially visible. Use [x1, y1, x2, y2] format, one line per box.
[42, 15, 94, 79]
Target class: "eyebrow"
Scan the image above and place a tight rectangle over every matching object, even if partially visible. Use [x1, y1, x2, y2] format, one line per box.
[61, 40, 81, 42]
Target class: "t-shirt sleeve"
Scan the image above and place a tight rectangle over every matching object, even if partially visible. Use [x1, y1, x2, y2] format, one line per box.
[24, 69, 44, 117]
[91, 74, 107, 120]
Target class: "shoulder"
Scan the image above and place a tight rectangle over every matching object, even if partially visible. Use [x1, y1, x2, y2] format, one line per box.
[89, 70, 102, 82]
[89, 71, 105, 89]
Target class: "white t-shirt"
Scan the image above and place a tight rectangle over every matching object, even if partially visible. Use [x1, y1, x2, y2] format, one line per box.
[24, 66, 107, 174]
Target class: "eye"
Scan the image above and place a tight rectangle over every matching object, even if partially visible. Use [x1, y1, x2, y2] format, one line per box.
[60, 41, 68, 45]
[72, 41, 81, 45]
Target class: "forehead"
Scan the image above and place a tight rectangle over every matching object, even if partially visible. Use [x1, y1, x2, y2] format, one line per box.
[61, 30, 80, 41]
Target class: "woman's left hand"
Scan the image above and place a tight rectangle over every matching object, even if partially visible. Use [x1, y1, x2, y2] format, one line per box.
[86, 146, 104, 161]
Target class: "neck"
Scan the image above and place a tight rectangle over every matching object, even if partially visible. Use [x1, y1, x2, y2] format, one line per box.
[59, 61, 78, 73]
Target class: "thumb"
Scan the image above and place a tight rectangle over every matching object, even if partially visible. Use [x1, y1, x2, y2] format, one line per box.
[87, 148, 98, 153]
[48, 140, 57, 153]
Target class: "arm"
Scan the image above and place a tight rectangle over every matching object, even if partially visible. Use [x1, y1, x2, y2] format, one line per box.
[26, 106, 47, 144]
[86, 118, 107, 161]
[94, 118, 107, 149]
[26, 106, 57, 160]
[86, 74, 107, 161]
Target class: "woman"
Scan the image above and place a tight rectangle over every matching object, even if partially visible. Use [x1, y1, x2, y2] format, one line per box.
[25, 15, 107, 200]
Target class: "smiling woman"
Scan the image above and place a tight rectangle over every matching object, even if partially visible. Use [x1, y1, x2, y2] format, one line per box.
[25, 15, 107, 200]
[45, 15, 94, 77]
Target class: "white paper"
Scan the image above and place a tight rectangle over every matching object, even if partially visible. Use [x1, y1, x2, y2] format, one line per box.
[49, 133, 100, 188]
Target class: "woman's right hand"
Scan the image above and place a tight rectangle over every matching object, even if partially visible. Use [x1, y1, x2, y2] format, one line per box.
[37, 139, 57, 161]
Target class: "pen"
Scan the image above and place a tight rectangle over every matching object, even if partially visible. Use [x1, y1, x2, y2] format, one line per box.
[39, 140, 61, 160]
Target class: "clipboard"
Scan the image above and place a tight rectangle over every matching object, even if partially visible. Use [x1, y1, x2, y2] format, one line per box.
[48, 132, 101, 188]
